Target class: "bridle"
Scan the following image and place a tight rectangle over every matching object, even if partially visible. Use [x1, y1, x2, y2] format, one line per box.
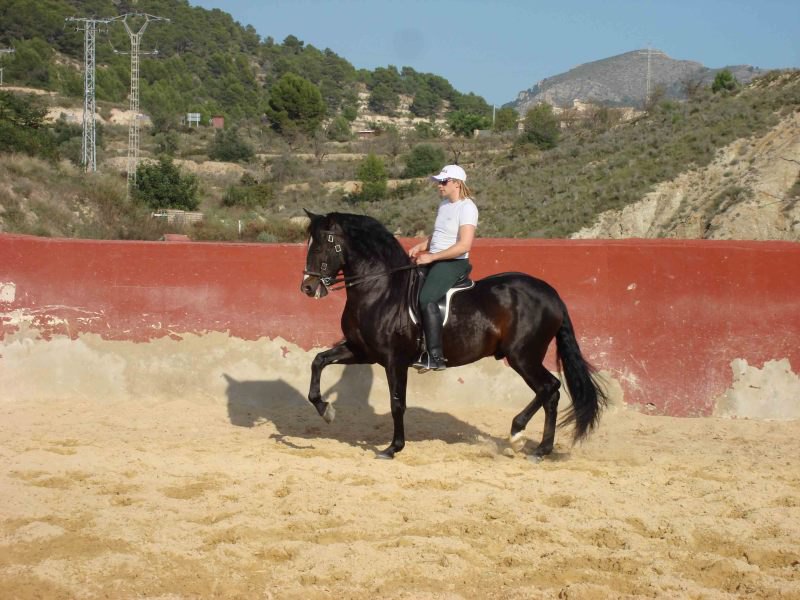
[303, 230, 417, 292]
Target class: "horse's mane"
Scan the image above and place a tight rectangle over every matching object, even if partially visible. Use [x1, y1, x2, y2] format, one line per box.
[327, 212, 410, 268]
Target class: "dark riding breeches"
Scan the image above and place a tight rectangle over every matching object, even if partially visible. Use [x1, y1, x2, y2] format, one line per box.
[418, 259, 471, 307]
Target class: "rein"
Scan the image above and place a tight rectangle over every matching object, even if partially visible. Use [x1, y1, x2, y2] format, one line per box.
[305, 227, 417, 292]
[303, 264, 417, 292]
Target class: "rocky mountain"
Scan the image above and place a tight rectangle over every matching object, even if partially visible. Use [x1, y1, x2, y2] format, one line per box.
[509, 49, 768, 113]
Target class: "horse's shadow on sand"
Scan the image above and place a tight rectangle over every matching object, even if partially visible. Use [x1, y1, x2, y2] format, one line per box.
[224, 364, 503, 453]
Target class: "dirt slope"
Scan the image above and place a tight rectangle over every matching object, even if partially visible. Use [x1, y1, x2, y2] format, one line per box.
[572, 110, 800, 240]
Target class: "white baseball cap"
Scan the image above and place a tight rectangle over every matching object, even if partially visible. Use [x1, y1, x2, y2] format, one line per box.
[430, 164, 466, 182]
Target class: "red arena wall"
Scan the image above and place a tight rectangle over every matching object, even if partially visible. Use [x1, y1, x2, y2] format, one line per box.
[1, 233, 798, 416]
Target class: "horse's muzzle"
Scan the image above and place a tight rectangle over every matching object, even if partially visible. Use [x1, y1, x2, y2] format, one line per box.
[301, 276, 328, 299]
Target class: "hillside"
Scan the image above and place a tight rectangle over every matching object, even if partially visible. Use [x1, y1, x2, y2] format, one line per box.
[2, 70, 798, 244]
[0, 0, 492, 125]
[472, 71, 800, 241]
[509, 49, 768, 113]
[571, 107, 800, 239]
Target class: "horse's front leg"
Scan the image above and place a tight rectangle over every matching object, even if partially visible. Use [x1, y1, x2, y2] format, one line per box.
[376, 362, 409, 460]
[308, 341, 357, 423]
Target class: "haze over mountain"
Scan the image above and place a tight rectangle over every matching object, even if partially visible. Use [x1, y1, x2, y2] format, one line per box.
[508, 49, 769, 113]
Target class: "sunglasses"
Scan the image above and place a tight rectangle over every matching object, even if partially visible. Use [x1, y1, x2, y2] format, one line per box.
[437, 179, 451, 186]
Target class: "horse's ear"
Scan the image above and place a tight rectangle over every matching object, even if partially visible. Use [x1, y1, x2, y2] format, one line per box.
[303, 208, 318, 220]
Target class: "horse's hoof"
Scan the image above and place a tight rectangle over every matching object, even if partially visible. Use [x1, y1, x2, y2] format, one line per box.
[527, 454, 544, 464]
[322, 403, 336, 424]
[376, 446, 397, 459]
[532, 444, 553, 458]
[509, 431, 527, 453]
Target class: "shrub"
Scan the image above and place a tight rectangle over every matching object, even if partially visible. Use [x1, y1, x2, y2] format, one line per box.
[154, 131, 180, 156]
[519, 103, 560, 149]
[493, 107, 519, 132]
[241, 217, 308, 243]
[269, 153, 308, 183]
[222, 175, 274, 208]
[0, 91, 58, 160]
[712, 69, 739, 94]
[412, 122, 441, 140]
[446, 110, 490, 137]
[402, 144, 445, 178]
[134, 156, 199, 211]
[355, 154, 388, 202]
[208, 128, 254, 163]
[326, 115, 352, 142]
[341, 104, 358, 122]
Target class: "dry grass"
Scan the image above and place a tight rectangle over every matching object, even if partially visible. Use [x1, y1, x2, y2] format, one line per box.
[0, 154, 171, 240]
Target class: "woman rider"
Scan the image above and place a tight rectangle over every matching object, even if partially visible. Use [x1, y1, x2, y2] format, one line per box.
[408, 164, 478, 372]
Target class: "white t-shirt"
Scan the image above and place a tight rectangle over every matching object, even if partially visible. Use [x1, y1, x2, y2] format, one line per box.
[429, 198, 479, 259]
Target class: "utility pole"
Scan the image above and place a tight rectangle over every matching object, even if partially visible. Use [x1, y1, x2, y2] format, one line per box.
[0, 47, 14, 87]
[115, 12, 169, 195]
[637, 45, 665, 109]
[66, 17, 114, 172]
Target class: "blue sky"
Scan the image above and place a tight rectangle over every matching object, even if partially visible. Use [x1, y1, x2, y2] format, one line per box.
[191, 0, 799, 106]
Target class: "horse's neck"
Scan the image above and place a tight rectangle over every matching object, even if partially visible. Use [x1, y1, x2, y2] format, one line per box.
[343, 255, 375, 277]
[346, 252, 409, 278]
[343, 257, 414, 308]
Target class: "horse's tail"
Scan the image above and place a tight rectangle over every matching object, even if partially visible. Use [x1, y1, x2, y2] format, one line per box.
[555, 304, 607, 442]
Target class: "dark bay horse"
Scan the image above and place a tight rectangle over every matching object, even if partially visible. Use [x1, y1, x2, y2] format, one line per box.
[301, 211, 606, 459]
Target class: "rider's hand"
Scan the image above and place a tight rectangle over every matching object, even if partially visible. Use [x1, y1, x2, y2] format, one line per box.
[408, 242, 426, 258]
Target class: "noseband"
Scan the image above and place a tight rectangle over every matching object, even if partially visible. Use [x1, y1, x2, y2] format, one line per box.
[303, 230, 416, 292]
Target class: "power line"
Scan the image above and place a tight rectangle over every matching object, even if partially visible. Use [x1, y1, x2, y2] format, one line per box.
[65, 17, 115, 172]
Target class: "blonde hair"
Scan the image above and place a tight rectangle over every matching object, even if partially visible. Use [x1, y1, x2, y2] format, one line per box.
[455, 180, 474, 200]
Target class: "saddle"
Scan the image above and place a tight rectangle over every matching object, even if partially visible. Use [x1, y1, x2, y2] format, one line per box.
[409, 265, 475, 327]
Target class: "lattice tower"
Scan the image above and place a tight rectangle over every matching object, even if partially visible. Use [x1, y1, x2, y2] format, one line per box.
[66, 19, 113, 172]
[0, 48, 15, 87]
[636, 46, 666, 109]
[117, 13, 169, 194]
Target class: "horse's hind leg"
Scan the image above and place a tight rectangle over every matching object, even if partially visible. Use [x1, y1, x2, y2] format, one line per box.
[508, 362, 561, 456]
[308, 341, 358, 423]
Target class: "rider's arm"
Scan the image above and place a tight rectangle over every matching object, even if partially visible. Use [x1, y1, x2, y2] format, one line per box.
[417, 224, 475, 264]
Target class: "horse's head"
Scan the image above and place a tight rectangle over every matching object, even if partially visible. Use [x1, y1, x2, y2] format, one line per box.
[301, 210, 346, 299]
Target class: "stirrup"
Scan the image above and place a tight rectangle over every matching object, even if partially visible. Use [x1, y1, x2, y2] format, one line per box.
[412, 352, 446, 373]
[412, 352, 431, 372]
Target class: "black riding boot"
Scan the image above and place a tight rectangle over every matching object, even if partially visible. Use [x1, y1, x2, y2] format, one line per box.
[413, 302, 446, 372]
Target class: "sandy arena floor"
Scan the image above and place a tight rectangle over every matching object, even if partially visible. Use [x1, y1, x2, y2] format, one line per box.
[1, 364, 799, 599]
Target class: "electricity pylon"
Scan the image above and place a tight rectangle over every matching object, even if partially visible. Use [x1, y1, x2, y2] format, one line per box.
[115, 13, 169, 194]
[0, 47, 14, 87]
[637, 45, 665, 109]
[66, 18, 114, 172]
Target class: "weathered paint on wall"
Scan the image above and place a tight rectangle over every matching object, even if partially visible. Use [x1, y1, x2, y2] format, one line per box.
[1, 233, 798, 416]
